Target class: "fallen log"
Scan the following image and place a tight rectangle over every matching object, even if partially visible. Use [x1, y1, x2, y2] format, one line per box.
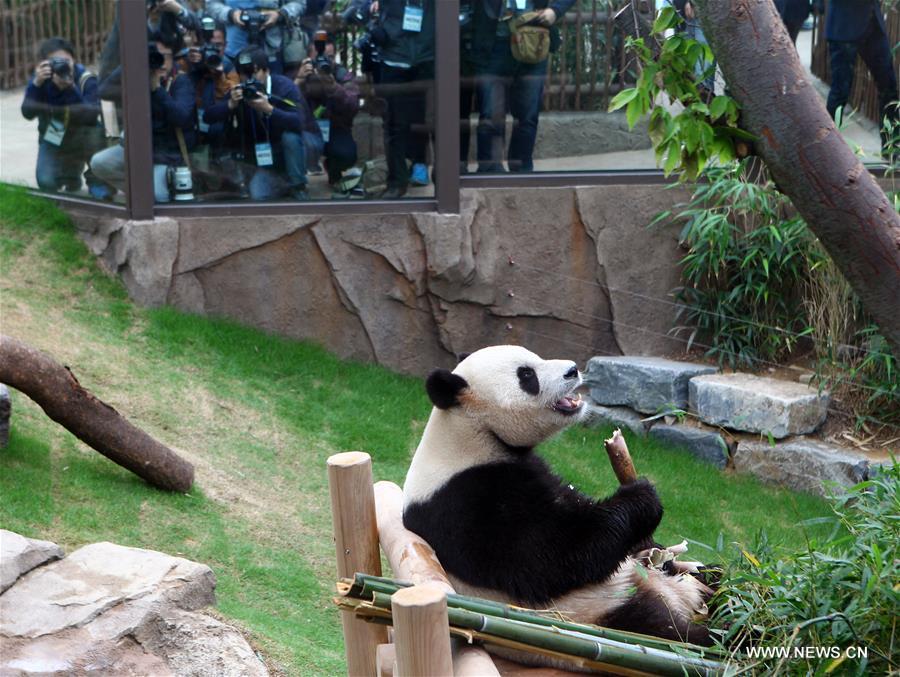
[603, 428, 637, 485]
[0, 335, 194, 492]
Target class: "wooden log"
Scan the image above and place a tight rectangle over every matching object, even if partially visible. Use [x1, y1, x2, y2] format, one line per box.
[0, 335, 193, 492]
[373, 481, 454, 594]
[603, 429, 637, 485]
[391, 585, 454, 677]
[374, 481, 501, 676]
[375, 643, 395, 677]
[328, 452, 389, 676]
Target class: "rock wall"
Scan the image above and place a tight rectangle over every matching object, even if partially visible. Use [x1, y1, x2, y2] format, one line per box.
[69, 185, 690, 376]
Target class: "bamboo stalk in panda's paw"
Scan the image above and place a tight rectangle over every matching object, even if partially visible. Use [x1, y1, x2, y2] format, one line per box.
[603, 428, 638, 485]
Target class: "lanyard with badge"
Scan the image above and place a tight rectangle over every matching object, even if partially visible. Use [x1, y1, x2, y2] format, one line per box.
[403, 0, 424, 32]
[43, 105, 69, 146]
[250, 77, 274, 166]
[314, 105, 330, 143]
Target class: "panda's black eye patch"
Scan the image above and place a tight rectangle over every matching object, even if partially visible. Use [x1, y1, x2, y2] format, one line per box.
[517, 366, 539, 395]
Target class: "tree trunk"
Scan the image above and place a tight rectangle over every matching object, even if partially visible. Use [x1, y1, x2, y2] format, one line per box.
[695, 0, 900, 358]
[0, 335, 194, 492]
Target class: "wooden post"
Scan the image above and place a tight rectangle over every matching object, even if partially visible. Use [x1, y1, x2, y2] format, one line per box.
[391, 585, 454, 677]
[328, 452, 388, 676]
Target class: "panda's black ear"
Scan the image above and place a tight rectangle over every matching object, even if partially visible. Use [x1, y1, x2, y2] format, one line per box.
[456, 352, 471, 364]
[426, 369, 469, 409]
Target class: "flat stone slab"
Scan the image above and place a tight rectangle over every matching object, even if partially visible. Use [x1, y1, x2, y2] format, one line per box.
[734, 438, 871, 497]
[584, 356, 717, 414]
[0, 530, 64, 594]
[582, 403, 647, 437]
[690, 374, 829, 439]
[648, 424, 730, 468]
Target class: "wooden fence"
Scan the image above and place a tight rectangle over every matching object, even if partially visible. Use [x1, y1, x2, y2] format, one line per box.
[0, 0, 116, 89]
[811, 1, 900, 125]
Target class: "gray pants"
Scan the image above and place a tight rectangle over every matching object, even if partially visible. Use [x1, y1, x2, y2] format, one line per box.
[90, 144, 171, 202]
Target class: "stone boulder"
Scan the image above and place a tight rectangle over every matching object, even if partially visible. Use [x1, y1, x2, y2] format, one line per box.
[581, 403, 648, 437]
[690, 374, 829, 439]
[733, 438, 871, 497]
[0, 539, 267, 676]
[648, 424, 730, 469]
[584, 356, 717, 414]
[0, 531, 64, 594]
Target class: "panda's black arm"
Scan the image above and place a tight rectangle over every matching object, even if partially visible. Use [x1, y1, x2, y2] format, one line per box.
[403, 458, 663, 606]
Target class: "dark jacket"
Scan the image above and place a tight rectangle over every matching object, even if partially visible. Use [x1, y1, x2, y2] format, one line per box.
[152, 73, 198, 163]
[774, 0, 810, 25]
[205, 73, 309, 159]
[21, 63, 100, 138]
[374, 0, 435, 67]
[99, 66, 196, 163]
[825, 0, 885, 42]
[301, 64, 360, 135]
[470, 0, 575, 63]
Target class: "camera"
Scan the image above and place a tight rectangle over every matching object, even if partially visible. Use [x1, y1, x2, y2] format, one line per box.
[148, 45, 165, 70]
[237, 78, 264, 100]
[239, 9, 265, 47]
[340, 2, 370, 26]
[195, 16, 224, 70]
[48, 56, 72, 80]
[312, 30, 332, 75]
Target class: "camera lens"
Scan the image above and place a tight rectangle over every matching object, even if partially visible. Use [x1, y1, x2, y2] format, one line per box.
[148, 48, 165, 70]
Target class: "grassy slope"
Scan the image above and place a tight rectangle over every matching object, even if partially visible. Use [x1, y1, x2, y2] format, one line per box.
[0, 186, 832, 674]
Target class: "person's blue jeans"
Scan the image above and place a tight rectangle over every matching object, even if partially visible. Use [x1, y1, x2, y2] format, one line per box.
[247, 130, 307, 200]
[36, 140, 84, 191]
[826, 14, 899, 145]
[303, 129, 325, 171]
[476, 37, 547, 173]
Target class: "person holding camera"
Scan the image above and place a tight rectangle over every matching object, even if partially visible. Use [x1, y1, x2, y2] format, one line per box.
[91, 37, 197, 202]
[205, 46, 312, 200]
[21, 37, 111, 199]
[365, 0, 435, 199]
[205, 0, 308, 75]
[471, 0, 574, 173]
[295, 33, 360, 186]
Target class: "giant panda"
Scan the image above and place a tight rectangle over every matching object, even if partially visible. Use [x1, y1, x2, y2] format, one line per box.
[402, 345, 712, 648]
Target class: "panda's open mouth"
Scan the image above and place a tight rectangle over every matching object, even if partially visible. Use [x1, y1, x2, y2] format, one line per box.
[552, 393, 583, 416]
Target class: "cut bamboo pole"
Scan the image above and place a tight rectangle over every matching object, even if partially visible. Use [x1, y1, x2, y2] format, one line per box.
[391, 585, 454, 677]
[604, 429, 638, 485]
[328, 452, 388, 676]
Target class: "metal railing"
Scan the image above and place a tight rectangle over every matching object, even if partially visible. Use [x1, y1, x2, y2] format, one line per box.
[0, 0, 116, 89]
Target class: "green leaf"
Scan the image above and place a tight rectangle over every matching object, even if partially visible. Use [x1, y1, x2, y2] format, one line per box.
[652, 6, 679, 33]
[625, 97, 642, 129]
[609, 87, 639, 113]
[709, 95, 730, 120]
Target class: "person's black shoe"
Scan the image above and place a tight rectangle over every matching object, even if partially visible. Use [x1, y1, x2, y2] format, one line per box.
[381, 185, 407, 199]
[292, 188, 310, 201]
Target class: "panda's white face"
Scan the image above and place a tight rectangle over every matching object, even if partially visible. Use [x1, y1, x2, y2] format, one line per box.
[451, 345, 585, 448]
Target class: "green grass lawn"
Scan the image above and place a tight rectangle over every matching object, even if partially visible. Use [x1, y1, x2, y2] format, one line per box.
[0, 185, 833, 674]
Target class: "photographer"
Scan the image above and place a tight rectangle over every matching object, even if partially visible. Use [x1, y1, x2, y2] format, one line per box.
[205, 46, 311, 200]
[186, 17, 240, 157]
[21, 37, 111, 199]
[367, 0, 435, 198]
[471, 0, 574, 173]
[205, 0, 307, 75]
[295, 33, 360, 186]
[91, 37, 197, 202]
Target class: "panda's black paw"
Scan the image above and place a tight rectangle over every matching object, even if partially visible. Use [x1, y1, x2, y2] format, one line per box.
[615, 478, 663, 540]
